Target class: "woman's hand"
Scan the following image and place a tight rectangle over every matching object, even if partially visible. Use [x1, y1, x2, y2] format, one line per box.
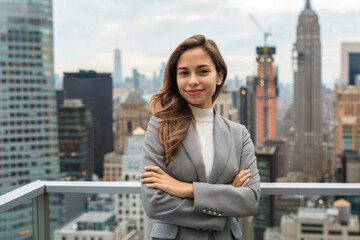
[140, 166, 194, 199]
[231, 169, 251, 188]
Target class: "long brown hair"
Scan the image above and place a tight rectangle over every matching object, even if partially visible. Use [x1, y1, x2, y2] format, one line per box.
[150, 34, 227, 163]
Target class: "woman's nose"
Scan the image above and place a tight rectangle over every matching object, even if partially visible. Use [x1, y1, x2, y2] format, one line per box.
[188, 74, 199, 86]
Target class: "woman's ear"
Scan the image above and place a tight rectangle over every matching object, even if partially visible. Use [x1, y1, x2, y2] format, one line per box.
[217, 71, 224, 85]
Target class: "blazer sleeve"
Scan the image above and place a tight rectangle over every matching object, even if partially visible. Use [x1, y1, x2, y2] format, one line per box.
[192, 124, 261, 218]
[141, 116, 227, 231]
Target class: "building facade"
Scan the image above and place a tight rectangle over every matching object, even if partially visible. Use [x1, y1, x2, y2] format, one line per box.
[103, 151, 122, 181]
[0, 0, 60, 238]
[264, 139, 288, 179]
[335, 86, 360, 155]
[115, 90, 150, 154]
[54, 212, 130, 240]
[254, 147, 277, 240]
[58, 99, 94, 180]
[341, 42, 360, 88]
[115, 127, 153, 240]
[265, 204, 360, 240]
[255, 47, 277, 146]
[292, 0, 328, 181]
[63, 70, 113, 178]
[213, 90, 239, 123]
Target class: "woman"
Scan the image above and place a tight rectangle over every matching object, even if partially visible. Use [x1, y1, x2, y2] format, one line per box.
[140, 35, 261, 240]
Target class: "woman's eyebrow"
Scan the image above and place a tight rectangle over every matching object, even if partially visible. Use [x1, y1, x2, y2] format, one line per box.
[177, 67, 188, 71]
[177, 64, 211, 71]
[197, 64, 211, 68]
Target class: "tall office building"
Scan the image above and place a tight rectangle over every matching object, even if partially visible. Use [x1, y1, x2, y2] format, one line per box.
[335, 86, 360, 155]
[133, 68, 140, 93]
[63, 70, 113, 178]
[340, 42, 360, 88]
[213, 90, 239, 123]
[58, 99, 94, 180]
[116, 127, 152, 240]
[292, 0, 327, 181]
[255, 47, 277, 146]
[114, 48, 122, 88]
[254, 147, 277, 240]
[0, 0, 60, 238]
[246, 76, 257, 145]
[264, 139, 288, 179]
[238, 87, 248, 127]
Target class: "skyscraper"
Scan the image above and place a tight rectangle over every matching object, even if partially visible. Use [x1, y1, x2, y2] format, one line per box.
[292, 0, 327, 181]
[63, 70, 113, 178]
[255, 47, 277, 146]
[340, 42, 360, 88]
[114, 48, 122, 88]
[335, 86, 360, 155]
[132, 68, 140, 92]
[58, 99, 94, 181]
[0, 0, 60, 238]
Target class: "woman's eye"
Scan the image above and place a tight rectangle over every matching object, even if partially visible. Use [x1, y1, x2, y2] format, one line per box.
[200, 70, 209, 74]
[178, 71, 188, 76]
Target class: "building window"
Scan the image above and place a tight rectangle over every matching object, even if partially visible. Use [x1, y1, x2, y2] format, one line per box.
[127, 121, 132, 133]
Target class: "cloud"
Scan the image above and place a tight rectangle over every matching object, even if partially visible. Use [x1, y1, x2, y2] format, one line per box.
[53, 0, 360, 86]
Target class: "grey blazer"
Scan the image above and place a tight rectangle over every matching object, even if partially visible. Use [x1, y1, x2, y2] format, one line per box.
[141, 111, 261, 240]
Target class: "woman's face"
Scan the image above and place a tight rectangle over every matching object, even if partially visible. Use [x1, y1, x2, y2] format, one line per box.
[176, 47, 223, 109]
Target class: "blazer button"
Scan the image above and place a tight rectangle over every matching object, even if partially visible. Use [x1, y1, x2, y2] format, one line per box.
[218, 213, 222, 216]
[203, 208, 207, 212]
[213, 211, 217, 215]
[208, 210, 212, 214]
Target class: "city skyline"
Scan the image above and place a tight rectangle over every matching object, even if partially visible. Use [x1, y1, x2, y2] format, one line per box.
[54, 0, 360, 88]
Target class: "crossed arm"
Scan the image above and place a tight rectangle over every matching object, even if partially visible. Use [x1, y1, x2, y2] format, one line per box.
[141, 166, 252, 199]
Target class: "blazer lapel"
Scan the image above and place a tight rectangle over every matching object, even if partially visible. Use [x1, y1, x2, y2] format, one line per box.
[181, 122, 207, 182]
[208, 113, 231, 184]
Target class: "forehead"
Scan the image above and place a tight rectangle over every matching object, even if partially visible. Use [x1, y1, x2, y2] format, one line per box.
[177, 47, 214, 68]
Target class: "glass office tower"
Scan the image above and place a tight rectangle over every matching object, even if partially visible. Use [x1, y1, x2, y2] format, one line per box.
[0, 0, 60, 239]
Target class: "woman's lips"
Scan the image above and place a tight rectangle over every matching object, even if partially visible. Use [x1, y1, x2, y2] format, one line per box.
[185, 89, 204, 96]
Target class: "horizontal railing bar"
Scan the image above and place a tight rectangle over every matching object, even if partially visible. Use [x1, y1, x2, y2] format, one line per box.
[44, 181, 141, 194]
[1, 181, 360, 214]
[0, 180, 46, 213]
[261, 182, 360, 195]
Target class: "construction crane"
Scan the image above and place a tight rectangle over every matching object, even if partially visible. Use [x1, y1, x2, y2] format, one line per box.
[249, 14, 272, 143]
[249, 14, 272, 47]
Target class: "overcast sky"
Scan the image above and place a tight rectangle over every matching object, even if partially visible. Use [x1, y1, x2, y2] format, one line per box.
[53, 0, 360, 87]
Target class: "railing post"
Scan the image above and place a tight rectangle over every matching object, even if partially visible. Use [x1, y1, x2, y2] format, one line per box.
[35, 192, 50, 240]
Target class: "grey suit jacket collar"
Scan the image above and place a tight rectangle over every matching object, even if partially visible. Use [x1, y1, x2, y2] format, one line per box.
[181, 109, 231, 184]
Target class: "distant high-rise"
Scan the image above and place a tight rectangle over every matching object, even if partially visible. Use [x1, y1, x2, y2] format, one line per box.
[255, 47, 277, 146]
[292, 0, 327, 181]
[132, 68, 140, 92]
[58, 99, 94, 181]
[0, 0, 60, 238]
[254, 147, 277, 240]
[117, 127, 152, 239]
[340, 42, 360, 88]
[115, 90, 150, 153]
[238, 86, 249, 128]
[335, 86, 360, 155]
[114, 48, 122, 88]
[63, 70, 113, 178]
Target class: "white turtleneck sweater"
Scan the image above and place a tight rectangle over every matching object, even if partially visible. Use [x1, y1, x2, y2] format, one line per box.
[188, 104, 214, 182]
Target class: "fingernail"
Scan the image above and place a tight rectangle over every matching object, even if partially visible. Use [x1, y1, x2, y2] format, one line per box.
[144, 166, 149, 170]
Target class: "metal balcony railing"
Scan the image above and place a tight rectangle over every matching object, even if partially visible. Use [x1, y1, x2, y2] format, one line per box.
[0, 181, 360, 240]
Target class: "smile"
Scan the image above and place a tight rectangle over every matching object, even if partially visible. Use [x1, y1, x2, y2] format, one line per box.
[185, 90, 204, 96]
